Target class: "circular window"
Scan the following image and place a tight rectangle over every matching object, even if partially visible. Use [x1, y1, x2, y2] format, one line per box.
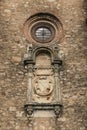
[24, 13, 63, 46]
[31, 22, 55, 43]
[35, 27, 52, 41]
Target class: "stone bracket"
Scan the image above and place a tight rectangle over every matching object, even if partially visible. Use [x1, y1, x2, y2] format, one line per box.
[24, 103, 62, 118]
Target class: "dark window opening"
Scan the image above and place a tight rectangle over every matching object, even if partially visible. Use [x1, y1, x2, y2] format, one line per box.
[35, 27, 52, 42]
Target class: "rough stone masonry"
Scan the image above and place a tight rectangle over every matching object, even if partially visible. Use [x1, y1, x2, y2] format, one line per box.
[0, 0, 87, 130]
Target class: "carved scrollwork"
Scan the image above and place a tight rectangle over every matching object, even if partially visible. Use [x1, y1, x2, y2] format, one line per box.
[34, 76, 54, 96]
[54, 106, 61, 118]
[32, 75, 54, 103]
[24, 105, 33, 117]
[24, 105, 34, 127]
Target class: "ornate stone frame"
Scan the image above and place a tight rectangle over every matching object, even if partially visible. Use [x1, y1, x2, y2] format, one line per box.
[23, 45, 63, 119]
[23, 13, 63, 46]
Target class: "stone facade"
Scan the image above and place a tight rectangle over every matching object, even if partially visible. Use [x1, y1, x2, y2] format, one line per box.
[0, 0, 87, 130]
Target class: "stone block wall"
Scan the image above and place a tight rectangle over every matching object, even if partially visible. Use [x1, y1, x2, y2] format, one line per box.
[0, 0, 87, 130]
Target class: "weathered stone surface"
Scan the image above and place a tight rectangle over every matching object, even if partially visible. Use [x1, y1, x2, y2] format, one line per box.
[0, 0, 87, 130]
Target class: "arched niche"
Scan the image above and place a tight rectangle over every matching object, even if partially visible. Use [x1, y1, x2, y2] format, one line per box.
[35, 51, 51, 68]
[32, 48, 54, 103]
[33, 47, 53, 64]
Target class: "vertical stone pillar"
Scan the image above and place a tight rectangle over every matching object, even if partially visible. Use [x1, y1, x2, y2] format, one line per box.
[27, 65, 33, 103]
[54, 64, 61, 103]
